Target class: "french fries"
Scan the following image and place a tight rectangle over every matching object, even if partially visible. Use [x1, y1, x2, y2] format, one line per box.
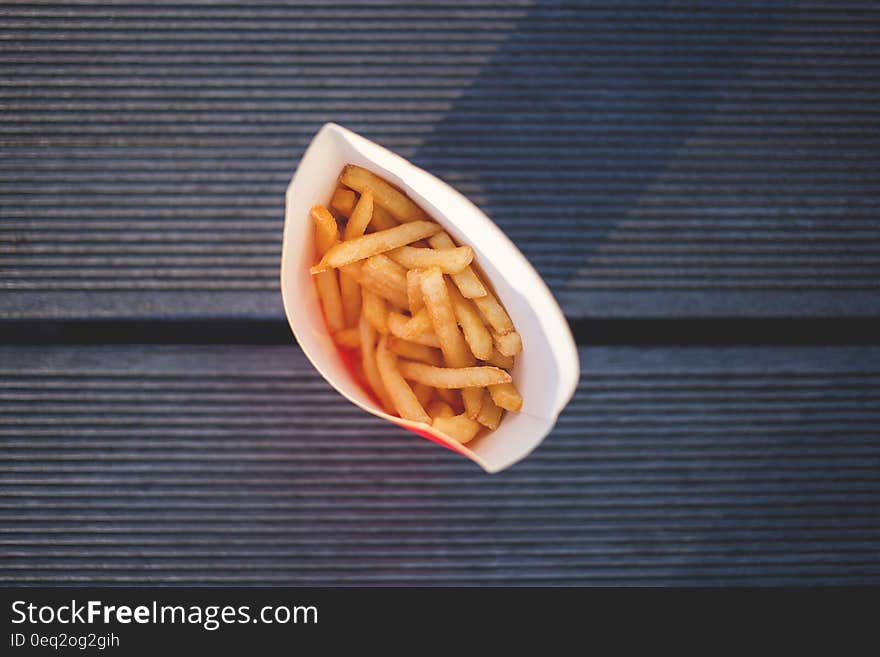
[330, 187, 357, 218]
[447, 282, 493, 360]
[363, 254, 408, 289]
[331, 185, 397, 231]
[400, 307, 433, 340]
[309, 166, 524, 444]
[435, 387, 461, 410]
[340, 164, 429, 223]
[386, 336, 442, 366]
[362, 287, 389, 334]
[376, 335, 431, 423]
[412, 382, 434, 409]
[492, 329, 523, 358]
[339, 270, 362, 328]
[420, 267, 474, 369]
[418, 269, 484, 420]
[311, 205, 344, 333]
[406, 269, 425, 314]
[334, 327, 360, 349]
[361, 254, 410, 309]
[484, 349, 515, 370]
[387, 245, 473, 274]
[426, 400, 456, 420]
[387, 312, 441, 348]
[359, 315, 394, 411]
[315, 271, 344, 333]
[475, 389, 503, 430]
[360, 274, 409, 310]
[311, 205, 339, 255]
[428, 232, 487, 298]
[344, 187, 374, 240]
[432, 414, 481, 444]
[367, 207, 399, 232]
[473, 290, 515, 335]
[461, 387, 484, 420]
[396, 361, 511, 388]
[311, 221, 442, 274]
[488, 382, 523, 412]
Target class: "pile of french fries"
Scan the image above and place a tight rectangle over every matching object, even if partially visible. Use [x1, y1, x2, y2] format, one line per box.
[309, 165, 523, 445]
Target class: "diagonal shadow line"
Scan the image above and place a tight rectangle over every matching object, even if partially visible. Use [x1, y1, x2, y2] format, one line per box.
[410, 1, 783, 294]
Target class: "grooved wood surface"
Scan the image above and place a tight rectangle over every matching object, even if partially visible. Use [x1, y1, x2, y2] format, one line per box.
[2, 2, 879, 319]
[2, 345, 878, 585]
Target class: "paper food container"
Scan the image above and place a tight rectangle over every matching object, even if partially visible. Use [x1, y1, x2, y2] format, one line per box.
[281, 123, 579, 473]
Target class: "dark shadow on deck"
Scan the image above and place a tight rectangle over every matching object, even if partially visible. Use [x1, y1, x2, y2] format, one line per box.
[412, 3, 781, 288]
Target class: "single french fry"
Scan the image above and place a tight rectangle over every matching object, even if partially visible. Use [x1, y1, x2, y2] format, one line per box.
[340, 164, 428, 222]
[396, 361, 511, 388]
[447, 282, 493, 360]
[428, 232, 487, 298]
[412, 382, 434, 410]
[432, 413, 481, 444]
[386, 245, 473, 274]
[315, 270, 344, 333]
[406, 269, 425, 314]
[426, 400, 456, 420]
[311, 221, 441, 273]
[462, 387, 483, 420]
[334, 327, 360, 349]
[484, 349, 515, 370]
[344, 187, 374, 240]
[489, 381, 523, 412]
[360, 259, 410, 310]
[475, 389, 503, 430]
[401, 307, 433, 340]
[386, 336, 442, 366]
[311, 205, 339, 257]
[362, 288, 389, 334]
[420, 267, 474, 369]
[311, 204, 344, 332]
[339, 270, 362, 327]
[493, 329, 523, 357]
[359, 314, 394, 411]
[474, 291, 515, 335]
[330, 187, 357, 218]
[388, 312, 441, 348]
[376, 336, 431, 423]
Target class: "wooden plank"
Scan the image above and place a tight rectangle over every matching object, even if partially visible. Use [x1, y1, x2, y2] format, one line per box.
[2, 3, 879, 320]
[1, 344, 878, 585]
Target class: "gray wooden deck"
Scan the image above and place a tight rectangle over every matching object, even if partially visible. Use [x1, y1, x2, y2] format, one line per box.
[3, 2, 879, 320]
[1, 2, 879, 586]
[3, 345, 879, 585]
